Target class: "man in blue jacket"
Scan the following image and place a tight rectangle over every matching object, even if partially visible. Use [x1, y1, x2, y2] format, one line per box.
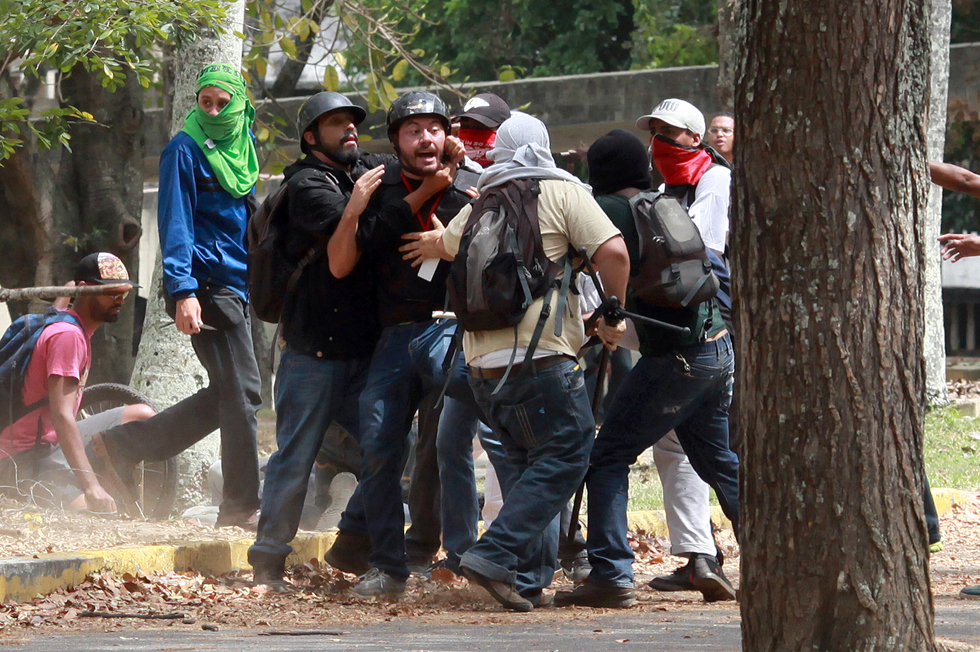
[155, 63, 263, 528]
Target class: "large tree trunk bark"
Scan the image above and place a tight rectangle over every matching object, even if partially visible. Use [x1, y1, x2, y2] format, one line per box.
[733, 0, 937, 650]
[58, 66, 146, 385]
[715, 0, 738, 111]
[0, 72, 61, 321]
[130, 0, 247, 513]
[0, 66, 145, 381]
[925, 0, 952, 406]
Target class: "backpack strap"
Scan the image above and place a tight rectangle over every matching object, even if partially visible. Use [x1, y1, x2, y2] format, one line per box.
[506, 222, 534, 310]
[511, 282, 557, 387]
[553, 254, 573, 337]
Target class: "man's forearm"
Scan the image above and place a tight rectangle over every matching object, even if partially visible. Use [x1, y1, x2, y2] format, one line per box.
[50, 412, 100, 492]
[930, 161, 980, 198]
[327, 210, 362, 278]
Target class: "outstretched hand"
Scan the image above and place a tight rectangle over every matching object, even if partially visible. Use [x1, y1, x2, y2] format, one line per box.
[939, 233, 980, 262]
[400, 216, 448, 267]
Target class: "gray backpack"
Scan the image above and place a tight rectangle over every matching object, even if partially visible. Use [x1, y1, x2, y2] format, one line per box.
[628, 190, 719, 308]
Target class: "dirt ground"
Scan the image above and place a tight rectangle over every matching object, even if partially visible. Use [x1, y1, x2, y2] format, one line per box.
[0, 492, 977, 638]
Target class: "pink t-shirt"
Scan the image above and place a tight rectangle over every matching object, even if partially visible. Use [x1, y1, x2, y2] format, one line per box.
[0, 311, 92, 459]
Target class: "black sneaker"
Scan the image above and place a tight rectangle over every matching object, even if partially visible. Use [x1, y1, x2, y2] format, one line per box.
[461, 567, 533, 612]
[407, 555, 435, 577]
[648, 557, 696, 592]
[560, 554, 592, 584]
[691, 554, 736, 602]
[325, 530, 372, 576]
[554, 581, 636, 608]
[961, 585, 980, 599]
[428, 558, 462, 577]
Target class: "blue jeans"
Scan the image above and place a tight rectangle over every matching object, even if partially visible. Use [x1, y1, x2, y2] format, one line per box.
[342, 319, 480, 580]
[586, 334, 738, 588]
[248, 347, 369, 570]
[461, 358, 595, 596]
[436, 396, 497, 571]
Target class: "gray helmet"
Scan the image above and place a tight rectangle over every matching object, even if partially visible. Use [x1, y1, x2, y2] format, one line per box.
[386, 91, 451, 139]
[297, 92, 366, 152]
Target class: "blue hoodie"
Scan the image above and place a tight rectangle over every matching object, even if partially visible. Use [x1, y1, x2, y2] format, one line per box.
[157, 132, 252, 301]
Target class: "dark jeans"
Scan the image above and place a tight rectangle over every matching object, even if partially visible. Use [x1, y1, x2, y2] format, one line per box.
[247, 347, 369, 570]
[437, 396, 501, 571]
[405, 391, 442, 564]
[586, 334, 738, 588]
[339, 319, 481, 580]
[583, 345, 634, 424]
[108, 287, 262, 518]
[462, 358, 595, 596]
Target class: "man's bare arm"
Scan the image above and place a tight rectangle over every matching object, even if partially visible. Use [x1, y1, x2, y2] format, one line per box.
[327, 165, 385, 278]
[590, 235, 631, 350]
[930, 162, 980, 198]
[47, 375, 116, 513]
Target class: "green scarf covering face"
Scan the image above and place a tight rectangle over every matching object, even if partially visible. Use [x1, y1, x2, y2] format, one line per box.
[181, 63, 259, 198]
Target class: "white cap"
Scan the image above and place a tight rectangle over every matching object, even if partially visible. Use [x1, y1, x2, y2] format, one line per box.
[636, 98, 706, 138]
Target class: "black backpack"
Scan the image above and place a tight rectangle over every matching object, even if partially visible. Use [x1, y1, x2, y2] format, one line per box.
[447, 178, 563, 332]
[247, 178, 327, 324]
[0, 309, 83, 433]
[627, 190, 720, 309]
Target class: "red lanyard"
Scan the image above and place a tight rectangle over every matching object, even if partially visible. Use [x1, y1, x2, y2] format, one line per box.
[401, 172, 442, 231]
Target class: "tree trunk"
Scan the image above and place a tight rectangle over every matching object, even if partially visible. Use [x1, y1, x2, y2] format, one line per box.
[0, 65, 144, 380]
[58, 66, 145, 385]
[732, 0, 936, 650]
[130, 0, 247, 513]
[715, 0, 739, 111]
[0, 72, 60, 321]
[925, 0, 951, 406]
[268, 0, 335, 99]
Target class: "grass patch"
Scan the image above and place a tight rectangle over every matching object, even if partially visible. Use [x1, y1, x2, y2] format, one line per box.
[617, 405, 980, 513]
[925, 405, 980, 490]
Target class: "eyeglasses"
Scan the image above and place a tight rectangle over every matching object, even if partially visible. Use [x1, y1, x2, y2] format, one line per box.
[708, 127, 733, 135]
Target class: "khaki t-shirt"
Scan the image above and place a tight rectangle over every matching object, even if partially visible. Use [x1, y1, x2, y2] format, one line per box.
[443, 179, 623, 365]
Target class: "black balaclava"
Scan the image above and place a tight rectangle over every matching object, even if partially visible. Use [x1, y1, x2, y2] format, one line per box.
[587, 129, 653, 196]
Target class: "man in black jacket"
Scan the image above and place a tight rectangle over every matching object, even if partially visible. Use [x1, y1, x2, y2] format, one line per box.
[246, 92, 386, 585]
[325, 91, 480, 598]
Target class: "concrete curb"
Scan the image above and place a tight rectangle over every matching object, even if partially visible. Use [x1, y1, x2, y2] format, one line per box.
[0, 489, 967, 603]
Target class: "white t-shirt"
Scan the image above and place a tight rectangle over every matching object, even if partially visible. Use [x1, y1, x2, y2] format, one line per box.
[670, 164, 731, 254]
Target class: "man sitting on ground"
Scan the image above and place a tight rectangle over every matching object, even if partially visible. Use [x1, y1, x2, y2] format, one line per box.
[0, 253, 151, 513]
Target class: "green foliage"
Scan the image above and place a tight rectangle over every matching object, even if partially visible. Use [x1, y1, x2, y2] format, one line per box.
[342, 0, 634, 84]
[941, 102, 980, 234]
[630, 0, 717, 70]
[951, 0, 980, 44]
[0, 0, 227, 160]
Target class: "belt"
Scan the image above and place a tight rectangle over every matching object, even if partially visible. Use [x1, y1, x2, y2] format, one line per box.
[470, 354, 575, 380]
[706, 328, 729, 342]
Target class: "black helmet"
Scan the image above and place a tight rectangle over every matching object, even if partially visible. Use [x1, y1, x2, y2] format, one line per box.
[386, 91, 451, 139]
[297, 92, 367, 152]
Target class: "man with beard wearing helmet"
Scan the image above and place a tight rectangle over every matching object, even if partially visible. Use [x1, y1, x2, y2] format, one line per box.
[324, 91, 479, 598]
[245, 91, 387, 587]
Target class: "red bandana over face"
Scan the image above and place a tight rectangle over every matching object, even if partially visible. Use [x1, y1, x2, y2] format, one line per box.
[458, 128, 496, 168]
[651, 134, 713, 186]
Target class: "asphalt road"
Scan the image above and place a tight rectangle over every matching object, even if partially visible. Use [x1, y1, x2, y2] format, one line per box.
[6, 600, 979, 651]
